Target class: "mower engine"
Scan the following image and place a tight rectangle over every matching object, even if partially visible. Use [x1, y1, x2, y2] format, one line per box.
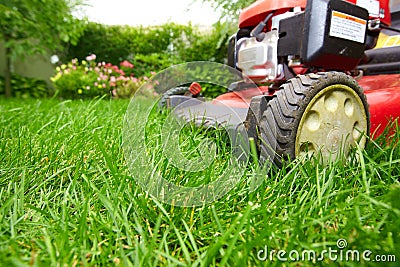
[229, 0, 390, 82]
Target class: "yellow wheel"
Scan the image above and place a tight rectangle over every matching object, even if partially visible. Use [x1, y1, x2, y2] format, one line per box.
[296, 84, 368, 161]
[259, 72, 370, 166]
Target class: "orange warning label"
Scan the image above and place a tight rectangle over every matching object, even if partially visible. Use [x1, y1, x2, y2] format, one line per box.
[329, 11, 367, 43]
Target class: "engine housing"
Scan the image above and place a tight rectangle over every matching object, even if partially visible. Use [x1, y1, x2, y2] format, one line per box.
[236, 30, 279, 82]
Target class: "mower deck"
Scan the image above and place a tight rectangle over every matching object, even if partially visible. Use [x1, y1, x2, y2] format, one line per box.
[169, 97, 250, 160]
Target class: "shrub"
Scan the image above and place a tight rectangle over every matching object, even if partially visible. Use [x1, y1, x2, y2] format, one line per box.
[61, 22, 234, 78]
[131, 53, 177, 78]
[0, 74, 49, 98]
[62, 23, 191, 66]
[56, 22, 239, 99]
[176, 22, 233, 64]
[51, 55, 149, 99]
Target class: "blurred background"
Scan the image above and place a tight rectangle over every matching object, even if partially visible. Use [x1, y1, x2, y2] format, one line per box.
[0, 0, 399, 98]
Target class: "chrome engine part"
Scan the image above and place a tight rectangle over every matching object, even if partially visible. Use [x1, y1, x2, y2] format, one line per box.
[237, 30, 279, 82]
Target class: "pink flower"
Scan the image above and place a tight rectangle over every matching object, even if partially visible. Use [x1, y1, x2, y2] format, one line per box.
[110, 76, 116, 83]
[120, 60, 134, 69]
[150, 71, 156, 76]
[112, 89, 117, 96]
[86, 54, 96, 61]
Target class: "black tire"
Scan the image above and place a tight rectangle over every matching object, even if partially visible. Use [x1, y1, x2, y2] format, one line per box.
[158, 86, 190, 109]
[259, 72, 370, 166]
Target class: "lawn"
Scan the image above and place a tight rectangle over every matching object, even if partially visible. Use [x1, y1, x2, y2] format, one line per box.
[0, 97, 399, 266]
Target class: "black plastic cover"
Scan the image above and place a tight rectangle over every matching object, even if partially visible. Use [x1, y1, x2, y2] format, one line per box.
[357, 46, 400, 75]
[278, 13, 305, 57]
[227, 34, 236, 69]
[301, 0, 369, 70]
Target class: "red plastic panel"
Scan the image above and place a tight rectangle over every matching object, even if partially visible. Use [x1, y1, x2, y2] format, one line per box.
[239, 0, 391, 28]
[239, 0, 307, 28]
[359, 74, 400, 137]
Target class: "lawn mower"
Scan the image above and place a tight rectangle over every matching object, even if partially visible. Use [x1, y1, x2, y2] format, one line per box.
[161, 0, 400, 166]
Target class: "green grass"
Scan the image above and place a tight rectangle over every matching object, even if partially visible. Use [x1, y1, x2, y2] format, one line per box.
[0, 97, 399, 266]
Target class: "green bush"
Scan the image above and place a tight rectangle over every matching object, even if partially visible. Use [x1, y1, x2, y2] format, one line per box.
[62, 22, 234, 78]
[176, 22, 233, 64]
[61, 23, 131, 66]
[131, 53, 177, 78]
[57, 21, 239, 99]
[0, 75, 48, 98]
[63, 23, 191, 65]
[51, 56, 148, 99]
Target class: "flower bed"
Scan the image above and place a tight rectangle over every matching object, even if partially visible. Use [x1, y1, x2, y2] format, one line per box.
[51, 54, 156, 99]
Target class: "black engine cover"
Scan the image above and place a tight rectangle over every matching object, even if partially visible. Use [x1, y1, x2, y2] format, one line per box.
[279, 0, 369, 70]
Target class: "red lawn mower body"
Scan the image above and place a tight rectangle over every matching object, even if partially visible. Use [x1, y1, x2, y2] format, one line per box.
[215, 0, 400, 139]
[239, 0, 391, 27]
[164, 0, 400, 165]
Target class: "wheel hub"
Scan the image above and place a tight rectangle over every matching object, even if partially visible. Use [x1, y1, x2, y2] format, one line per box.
[295, 84, 368, 162]
[327, 127, 341, 153]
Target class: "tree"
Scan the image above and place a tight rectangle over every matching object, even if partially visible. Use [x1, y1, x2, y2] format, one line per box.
[202, 0, 255, 22]
[0, 0, 86, 97]
[198, 0, 254, 54]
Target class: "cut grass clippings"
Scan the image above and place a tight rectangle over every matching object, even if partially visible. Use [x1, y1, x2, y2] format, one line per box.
[0, 97, 399, 266]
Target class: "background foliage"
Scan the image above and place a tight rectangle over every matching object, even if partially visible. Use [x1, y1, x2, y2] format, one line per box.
[0, 74, 48, 98]
[0, 0, 85, 60]
[0, 0, 242, 99]
[62, 22, 234, 78]
[0, 0, 86, 97]
[51, 57, 153, 99]
[202, 0, 254, 22]
[50, 21, 238, 98]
